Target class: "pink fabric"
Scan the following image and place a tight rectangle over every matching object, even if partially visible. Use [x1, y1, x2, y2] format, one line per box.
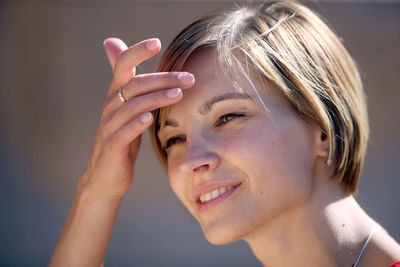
[389, 261, 400, 267]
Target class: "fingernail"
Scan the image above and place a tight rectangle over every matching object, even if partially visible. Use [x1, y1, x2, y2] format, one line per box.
[178, 73, 195, 85]
[103, 37, 112, 46]
[139, 112, 153, 124]
[146, 38, 160, 50]
[166, 88, 182, 99]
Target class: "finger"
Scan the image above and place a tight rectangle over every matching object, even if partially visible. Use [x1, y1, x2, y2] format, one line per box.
[125, 72, 195, 99]
[103, 38, 128, 71]
[111, 38, 161, 92]
[103, 88, 182, 138]
[102, 72, 195, 118]
[111, 112, 153, 151]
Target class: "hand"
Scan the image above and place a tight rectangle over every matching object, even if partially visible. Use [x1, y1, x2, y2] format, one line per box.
[79, 37, 195, 199]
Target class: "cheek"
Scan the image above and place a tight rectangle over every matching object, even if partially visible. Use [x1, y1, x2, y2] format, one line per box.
[167, 158, 193, 210]
[167, 161, 183, 200]
[275, 123, 315, 196]
[167, 164, 202, 221]
[220, 117, 315, 200]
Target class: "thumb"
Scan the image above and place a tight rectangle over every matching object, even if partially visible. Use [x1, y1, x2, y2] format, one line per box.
[103, 37, 128, 72]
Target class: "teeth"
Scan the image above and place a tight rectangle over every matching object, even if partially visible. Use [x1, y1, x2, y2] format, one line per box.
[211, 189, 219, 198]
[199, 186, 233, 204]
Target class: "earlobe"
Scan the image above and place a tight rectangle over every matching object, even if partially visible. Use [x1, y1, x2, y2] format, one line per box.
[315, 130, 333, 167]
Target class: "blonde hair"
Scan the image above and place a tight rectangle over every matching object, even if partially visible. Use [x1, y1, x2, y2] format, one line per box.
[150, 0, 368, 194]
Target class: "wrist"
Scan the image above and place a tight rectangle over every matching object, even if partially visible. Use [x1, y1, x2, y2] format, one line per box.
[77, 173, 124, 205]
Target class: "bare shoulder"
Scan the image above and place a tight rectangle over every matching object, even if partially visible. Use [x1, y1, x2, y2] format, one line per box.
[361, 228, 400, 267]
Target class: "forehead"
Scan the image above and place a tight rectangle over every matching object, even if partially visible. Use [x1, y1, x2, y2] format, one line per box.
[157, 47, 294, 133]
[180, 48, 232, 101]
[167, 48, 262, 117]
[182, 48, 222, 82]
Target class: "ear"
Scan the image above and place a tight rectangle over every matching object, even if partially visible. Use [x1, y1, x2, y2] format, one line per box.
[103, 37, 128, 72]
[315, 129, 330, 159]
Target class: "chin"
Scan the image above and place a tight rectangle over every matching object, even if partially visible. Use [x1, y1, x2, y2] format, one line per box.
[200, 220, 249, 245]
[203, 230, 238, 245]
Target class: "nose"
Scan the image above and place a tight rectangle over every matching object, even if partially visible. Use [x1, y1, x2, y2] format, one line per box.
[179, 140, 220, 173]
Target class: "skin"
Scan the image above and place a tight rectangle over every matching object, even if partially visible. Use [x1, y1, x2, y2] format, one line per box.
[50, 39, 400, 267]
[50, 38, 195, 266]
[159, 48, 400, 266]
[159, 47, 324, 245]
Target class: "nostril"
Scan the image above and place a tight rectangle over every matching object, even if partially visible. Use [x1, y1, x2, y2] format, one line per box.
[179, 152, 220, 173]
[193, 164, 210, 172]
[180, 162, 209, 173]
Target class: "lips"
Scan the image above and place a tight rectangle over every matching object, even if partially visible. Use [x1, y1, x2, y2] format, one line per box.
[193, 181, 241, 213]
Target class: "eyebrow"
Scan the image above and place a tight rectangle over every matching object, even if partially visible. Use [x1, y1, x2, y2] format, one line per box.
[163, 92, 253, 128]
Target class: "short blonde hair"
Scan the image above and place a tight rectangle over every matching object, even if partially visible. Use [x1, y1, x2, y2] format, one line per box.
[150, 0, 368, 194]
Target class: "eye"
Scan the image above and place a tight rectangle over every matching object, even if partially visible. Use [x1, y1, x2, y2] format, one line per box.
[163, 136, 186, 150]
[162, 113, 246, 150]
[215, 113, 245, 127]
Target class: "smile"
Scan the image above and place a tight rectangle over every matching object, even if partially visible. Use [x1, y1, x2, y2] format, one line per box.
[196, 183, 241, 213]
[199, 186, 233, 203]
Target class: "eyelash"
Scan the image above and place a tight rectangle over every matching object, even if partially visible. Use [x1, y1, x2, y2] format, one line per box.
[163, 113, 246, 150]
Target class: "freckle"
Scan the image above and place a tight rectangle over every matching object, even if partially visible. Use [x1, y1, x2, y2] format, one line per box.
[260, 191, 263, 195]
[342, 223, 346, 227]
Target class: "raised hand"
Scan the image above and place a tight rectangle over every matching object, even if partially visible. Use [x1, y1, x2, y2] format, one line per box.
[50, 38, 194, 267]
[80, 38, 195, 199]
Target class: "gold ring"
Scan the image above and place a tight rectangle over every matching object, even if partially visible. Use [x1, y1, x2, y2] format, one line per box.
[118, 88, 127, 103]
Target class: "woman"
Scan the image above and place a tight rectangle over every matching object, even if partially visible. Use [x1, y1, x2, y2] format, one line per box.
[50, 0, 400, 266]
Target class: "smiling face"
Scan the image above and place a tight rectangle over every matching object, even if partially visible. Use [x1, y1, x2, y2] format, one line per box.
[157, 48, 322, 245]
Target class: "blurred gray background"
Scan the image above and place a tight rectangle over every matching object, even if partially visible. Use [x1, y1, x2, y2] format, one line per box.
[0, 0, 399, 266]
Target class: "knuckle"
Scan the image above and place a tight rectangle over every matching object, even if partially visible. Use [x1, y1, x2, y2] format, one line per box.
[164, 72, 176, 82]
[141, 92, 163, 109]
[100, 114, 111, 127]
[120, 100, 132, 114]
[124, 97, 147, 114]
[125, 105, 141, 119]
[137, 92, 165, 111]
[129, 76, 141, 90]
[118, 103, 137, 122]
[155, 91, 167, 103]
[122, 90, 169, 117]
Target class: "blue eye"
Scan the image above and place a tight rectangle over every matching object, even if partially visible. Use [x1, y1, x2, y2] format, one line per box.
[215, 113, 245, 127]
[164, 136, 186, 150]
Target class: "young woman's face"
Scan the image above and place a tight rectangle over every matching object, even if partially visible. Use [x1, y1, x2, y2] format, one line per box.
[158, 48, 321, 245]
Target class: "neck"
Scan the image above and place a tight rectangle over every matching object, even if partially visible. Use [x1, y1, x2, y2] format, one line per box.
[243, 178, 377, 267]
